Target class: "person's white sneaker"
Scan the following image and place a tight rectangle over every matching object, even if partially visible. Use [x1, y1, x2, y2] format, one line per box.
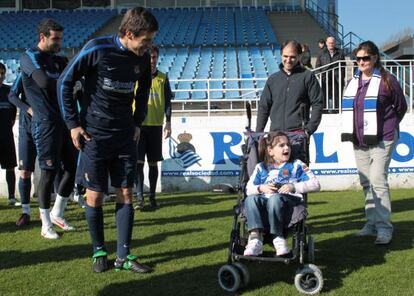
[243, 238, 263, 256]
[41, 227, 59, 239]
[273, 236, 290, 256]
[8, 198, 21, 206]
[50, 212, 75, 231]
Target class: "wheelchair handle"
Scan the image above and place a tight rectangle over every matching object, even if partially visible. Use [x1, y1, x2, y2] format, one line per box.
[245, 101, 252, 131]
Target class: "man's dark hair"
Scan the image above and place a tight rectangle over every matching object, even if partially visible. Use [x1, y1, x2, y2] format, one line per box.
[0, 62, 6, 72]
[280, 40, 302, 55]
[150, 45, 159, 56]
[318, 38, 325, 44]
[118, 7, 159, 37]
[37, 18, 64, 37]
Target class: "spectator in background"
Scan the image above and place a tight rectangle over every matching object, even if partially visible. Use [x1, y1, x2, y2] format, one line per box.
[300, 43, 312, 69]
[317, 38, 326, 52]
[135, 45, 172, 211]
[0, 62, 18, 206]
[315, 36, 345, 113]
[256, 40, 323, 163]
[341, 41, 407, 245]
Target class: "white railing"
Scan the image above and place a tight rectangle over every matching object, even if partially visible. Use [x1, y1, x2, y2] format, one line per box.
[170, 78, 266, 115]
[313, 59, 414, 114]
[171, 59, 414, 115]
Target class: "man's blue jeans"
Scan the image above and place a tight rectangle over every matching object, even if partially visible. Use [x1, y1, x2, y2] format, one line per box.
[244, 193, 302, 237]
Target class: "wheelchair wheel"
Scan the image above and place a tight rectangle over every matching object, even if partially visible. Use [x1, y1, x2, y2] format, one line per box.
[234, 262, 250, 287]
[307, 235, 315, 264]
[218, 264, 241, 292]
[294, 264, 323, 295]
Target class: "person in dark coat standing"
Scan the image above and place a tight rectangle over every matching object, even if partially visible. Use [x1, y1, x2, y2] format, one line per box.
[315, 36, 345, 113]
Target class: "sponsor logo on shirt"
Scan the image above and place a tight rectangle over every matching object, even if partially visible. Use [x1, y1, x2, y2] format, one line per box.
[102, 78, 135, 94]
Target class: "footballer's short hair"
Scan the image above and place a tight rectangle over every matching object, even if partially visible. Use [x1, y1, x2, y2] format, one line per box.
[118, 7, 158, 37]
[37, 18, 64, 37]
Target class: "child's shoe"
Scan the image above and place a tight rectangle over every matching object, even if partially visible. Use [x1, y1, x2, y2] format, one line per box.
[243, 238, 263, 256]
[273, 236, 290, 256]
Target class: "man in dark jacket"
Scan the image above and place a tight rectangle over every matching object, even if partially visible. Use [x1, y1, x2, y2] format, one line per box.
[256, 40, 323, 162]
[315, 36, 345, 113]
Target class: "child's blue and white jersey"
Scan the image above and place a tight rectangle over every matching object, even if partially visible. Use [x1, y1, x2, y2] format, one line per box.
[246, 159, 320, 198]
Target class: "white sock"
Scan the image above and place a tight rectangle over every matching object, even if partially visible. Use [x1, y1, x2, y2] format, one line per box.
[248, 231, 263, 242]
[22, 204, 30, 215]
[73, 191, 79, 202]
[51, 194, 69, 218]
[39, 208, 52, 229]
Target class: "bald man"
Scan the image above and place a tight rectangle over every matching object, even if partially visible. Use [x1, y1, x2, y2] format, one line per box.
[315, 36, 345, 113]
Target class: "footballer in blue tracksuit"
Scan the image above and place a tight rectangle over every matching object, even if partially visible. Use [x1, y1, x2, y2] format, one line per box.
[58, 7, 158, 273]
[0, 62, 17, 205]
[8, 73, 37, 226]
[19, 18, 77, 239]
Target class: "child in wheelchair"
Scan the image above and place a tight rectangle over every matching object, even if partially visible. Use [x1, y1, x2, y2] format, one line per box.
[243, 131, 320, 257]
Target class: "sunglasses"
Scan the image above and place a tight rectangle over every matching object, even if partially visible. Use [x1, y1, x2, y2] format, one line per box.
[356, 56, 371, 62]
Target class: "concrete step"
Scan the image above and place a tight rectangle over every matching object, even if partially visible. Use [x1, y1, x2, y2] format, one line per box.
[268, 11, 328, 58]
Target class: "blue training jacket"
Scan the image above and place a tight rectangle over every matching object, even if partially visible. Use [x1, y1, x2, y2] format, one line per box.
[57, 34, 151, 135]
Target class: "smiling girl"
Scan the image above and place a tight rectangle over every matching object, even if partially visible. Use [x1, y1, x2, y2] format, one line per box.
[243, 131, 320, 257]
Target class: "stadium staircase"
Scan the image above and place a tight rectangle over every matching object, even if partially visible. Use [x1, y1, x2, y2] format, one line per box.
[267, 10, 327, 58]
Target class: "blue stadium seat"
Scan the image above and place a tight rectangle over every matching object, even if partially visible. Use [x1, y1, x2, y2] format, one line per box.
[192, 91, 207, 100]
[0, 9, 116, 50]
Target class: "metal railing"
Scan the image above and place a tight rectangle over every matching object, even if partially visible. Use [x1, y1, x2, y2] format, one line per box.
[170, 78, 266, 116]
[304, 0, 343, 43]
[171, 59, 414, 115]
[304, 0, 398, 62]
[313, 59, 414, 114]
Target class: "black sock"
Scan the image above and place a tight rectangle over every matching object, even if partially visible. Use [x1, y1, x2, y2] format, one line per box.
[37, 170, 56, 209]
[6, 170, 16, 199]
[19, 177, 31, 205]
[115, 203, 134, 259]
[85, 205, 105, 253]
[136, 163, 144, 198]
[148, 165, 158, 199]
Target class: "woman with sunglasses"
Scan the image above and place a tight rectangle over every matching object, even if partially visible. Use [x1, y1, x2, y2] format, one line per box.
[341, 41, 407, 245]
